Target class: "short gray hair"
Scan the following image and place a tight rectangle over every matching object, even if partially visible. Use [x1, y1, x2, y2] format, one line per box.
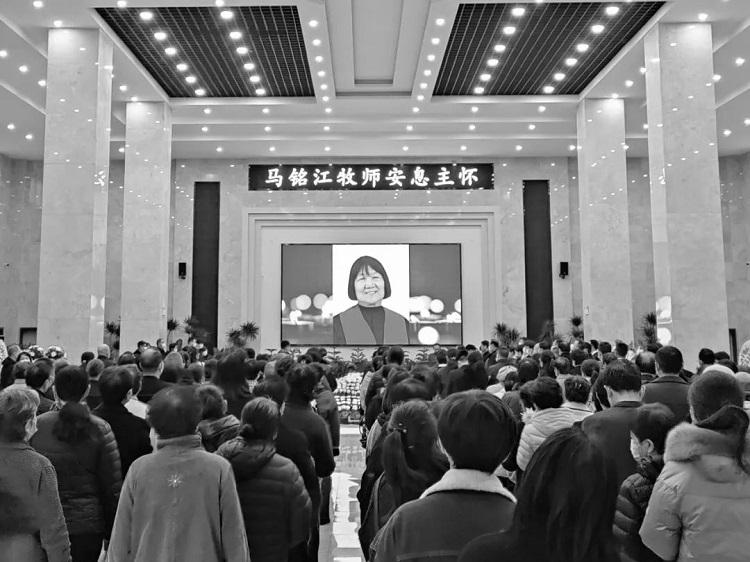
[0, 387, 40, 442]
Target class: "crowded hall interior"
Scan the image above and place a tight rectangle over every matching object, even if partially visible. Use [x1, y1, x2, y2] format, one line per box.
[3, 0, 750, 561]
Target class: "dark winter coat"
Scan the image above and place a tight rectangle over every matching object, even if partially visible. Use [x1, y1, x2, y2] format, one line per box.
[31, 409, 122, 538]
[613, 456, 664, 562]
[282, 400, 335, 477]
[314, 378, 341, 454]
[218, 438, 312, 562]
[93, 402, 152, 476]
[642, 374, 690, 422]
[197, 414, 240, 452]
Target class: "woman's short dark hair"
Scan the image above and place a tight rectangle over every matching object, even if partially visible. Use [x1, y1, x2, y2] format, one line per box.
[239, 397, 279, 441]
[99, 367, 135, 406]
[148, 386, 202, 438]
[0, 387, 39, 442]
[599, 359, 641, 392]
[214, 350, 250, 401]
[529, 376, 563, 410]
[563, 376, 591, 404]
[196, 384, 226, 420]
[25, 361, 53, 390]
[287, 364, 318, 402]
[347, 255, 391, 301]
[581, 358, 600, 379]
[508, 427, 618, 562]
[52, 365, 97, 444]
[437, 390, 516, 473]
[632, 403, 678, 454]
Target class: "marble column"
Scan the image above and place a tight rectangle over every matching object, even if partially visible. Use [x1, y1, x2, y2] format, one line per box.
[119, 102, 173, 352]
[644, 23, 729, 361]
[576, 98, 634, 343]
[37, 29, 113, 359]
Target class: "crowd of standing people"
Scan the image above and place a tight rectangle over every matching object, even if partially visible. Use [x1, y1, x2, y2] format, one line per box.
[1, 334, 750, 562]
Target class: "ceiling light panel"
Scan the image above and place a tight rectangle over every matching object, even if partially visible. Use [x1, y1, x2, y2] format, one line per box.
[97, 6, 315, 97]
[433, 2, 664, 96]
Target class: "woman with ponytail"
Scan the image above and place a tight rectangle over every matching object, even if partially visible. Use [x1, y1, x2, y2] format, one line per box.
[640, 368, 750, 561]
[217, 397, 311, 562]
[31, 365, 122, 562]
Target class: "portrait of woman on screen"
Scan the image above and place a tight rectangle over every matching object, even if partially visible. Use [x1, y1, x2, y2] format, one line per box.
[332, 255, 410, 345]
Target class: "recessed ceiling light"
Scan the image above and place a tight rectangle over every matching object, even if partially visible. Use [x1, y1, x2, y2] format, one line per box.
[402, 145, 409, 151]
[569, 144, 576, 151]
[321, 83, 328, 90]
[118, 147, 125, 153]
[431, 37, 440, 45]
[0, 50, 7, 58]
[419, 82, 428, 89]
[216, 146, 223, 152]
[503, 26, 516, 35]
[119, 84, 128, 92]
[744, 118, 750, 126]
[139, 11, 153, 21]
[220, 10, 234, 20]
[605, 6, 620, 16]
[7, 123, 15, 130]
[435, 17, 446, 26]
[229, 31, 242, 40]
[515, 144, 523, 151]
[186, 75, 197, 84]
[565, 57, 578, 66]
[215, 0, 225, 6]
[611, 92, 619, 98]
[406, 124, 413, 131]
[423, 69, 432, 77]
[117, 1, 127, 8]
[471, 106, 478, 113]
[723, 129, 732, 137]
[255, 88, 266, 96]
[249, 75, 261, 83]
[315, 55, 324, 63]
[317, 70, 326, 77]
[324, 146, 331, 151]
[312, 38, 321, 47]
[576, 43, 590, 53]
[130, 96, 139, 102]
[460, 145, 467, 151]
[309, 19, 319, 28]
[243, 62, 256, 71]
[38, 79, 46, 87]
[269, 146, 276, 152]
[33, 1, 44, 8]
[511, 7, 526, 17]
[713, 74, 722, 82]
[25, 133, 33, 140]
[201, 126, 209, 132]
[468, 124, 476, 130]
[18, 65, 28, 73]
[494, 44, 506, 53]
[323, 125, 330, 131]
[643, 123, 649, 129]
[164, 47, 177, 56]
[203, 108, 212, 114]
[553, 72, 566, 81]
[528, 124, 536, 130]
[479, 73, 492, 82]
[736, 57, 746, 67]
[322, 95, 330, 102]
[412, 106, 420, 113]
[236, 46, 249, 55]
[264, 126, 271, 132]
[195, 88, 206, 96]
[625, 79, 634, 87]
[427, 54, 436, 62]
[698, 13, 708, 22]
[591, 24, 605, 34]
[538, 105, 546, 113]
[53, 20, 63, 28]
[154, 31, 167, 41]
[543, 85, 554, 94]
[176, 63, 188, 72]
[639, 66, 647, 74]
[324, 107, 332, 113]
[262, 107, 270, 114]
[417, 94, 425, 101]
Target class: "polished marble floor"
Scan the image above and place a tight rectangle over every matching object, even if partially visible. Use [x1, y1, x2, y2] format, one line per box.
[319, 425, 366, 562]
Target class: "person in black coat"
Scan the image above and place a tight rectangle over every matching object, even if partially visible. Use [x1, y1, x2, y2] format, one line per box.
[613, 403, 678, 562]
[24, 360, 56, 414]
[642, 345, 690, 421]
[92, 367, 152, 476]
[137, 348, 173, 403]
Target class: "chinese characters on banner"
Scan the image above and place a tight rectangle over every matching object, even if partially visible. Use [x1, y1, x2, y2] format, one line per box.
[249, 164, 494, 191]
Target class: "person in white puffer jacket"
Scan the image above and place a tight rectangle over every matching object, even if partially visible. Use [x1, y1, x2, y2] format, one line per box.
[516, 376, 584, 471]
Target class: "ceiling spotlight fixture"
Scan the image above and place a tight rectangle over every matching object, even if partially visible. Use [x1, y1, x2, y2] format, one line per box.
[576, 43, 590, 53]
[744, 118, 750, 126]
[164, 47, 177, 56]
[154, 31, 167, 41]
[494, 44, 506, 53]
[33, 1, 44, 8]
[117, 1, 127, 8]
[412, 106, 420, 113]
[605, 6, 620, 16]
[220, 10, 234, 20]
[713, 74, 722, 82]
[229, 31, 242, 40]
[7, 123, 15, 130]
[325, 107, 332, 113]
[515, 144, 523, 151]
[323, 125, 330, 131]
[543, 85, 554, 94]
[639, 66, 647, 74]
[468, 124, 476, 130]
[419, 82, 428, 89]
[255, 88, 266, 96]
[195, 88, 206, 96]
[38, 79, 46, 87]
[139, 11, 153, 21]
[176, 63, 188, 72]
[312, 38, 321, 47]
[402, 145, 409, 151]
[130, 96, 139, 102]
[243, 62, 256, 71]
[118, 147, 125, 153]
[0, 50, 7, 58]
[427, 54, 436, 62]
[471, 106, 478, 113]
[424, 69, 432, 76]
[528, 124, 536, 130]
[625, 79, 634, 87]
[511, 7, 526, 17]
[698, 13, 708, 22]
[24, 133, 34, 141]
[435, 17, 446, 26]
[503, 26, 516, 35]
[431, 37, 440, 45]
[119, 84, 128, 92]
[611, 92, 619, 99]
[215, 0, 225, 6]
[322, 95, 330, 102]
[417, 94, 425, 101]
[324, 146, 331, 152]
[262, 107, 270, 114]
[269, 146, 276, 152]
[249, 75, 261, 83]
[723, 129, 732, 137]
[473, 86, 485, 94]
[321, 83, 328, 90]
[18, 65, 28, 73]
[203, 108, 212, 114]
[264, 126, 271, 132]
[591, 24, 605, 34]
[480, 73, 492, 81]
[553, 72, 565, 81]
[736, 57, 746, 67]
[216, 146, 223, 152]
[317, 70, 326, 77]
[236, 46, 249, 55]
[460, 145, 467, 151]
[406, 124, 413, 131]
[186, 75, 197, 84]
[309, 19, 319, 28]
[315, 55, 324, 63]
[569, 144, 576, 151]
[565, 57, 578, 66]
[201, 126, 209, 132]
[53, 20, 63, 28]
[538, 105, 546, 113]
[487, 58, 499, 67]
